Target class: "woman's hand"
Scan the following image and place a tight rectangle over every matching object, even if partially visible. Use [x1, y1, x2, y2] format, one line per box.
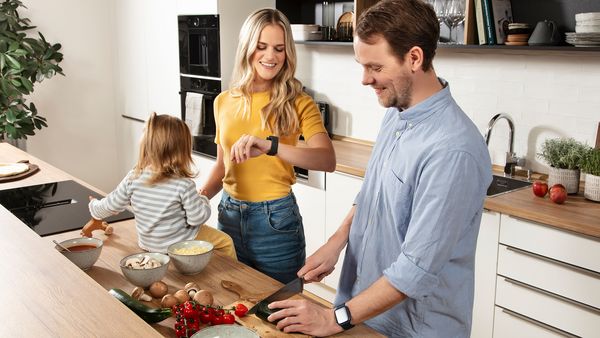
[230, 134, 271, 164]
[297, 240, 342, 283]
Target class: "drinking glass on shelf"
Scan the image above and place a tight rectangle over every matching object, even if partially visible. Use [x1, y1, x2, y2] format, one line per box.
[444, 0, 465, 44]
[427, 0, 448, 42]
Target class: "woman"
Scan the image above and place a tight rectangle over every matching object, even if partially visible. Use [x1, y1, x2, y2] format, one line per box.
[199, 8, 335, 283]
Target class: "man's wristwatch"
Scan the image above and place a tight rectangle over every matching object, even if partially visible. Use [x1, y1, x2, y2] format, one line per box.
[334, 304, 354, 330]
[266, 135, 279, 156]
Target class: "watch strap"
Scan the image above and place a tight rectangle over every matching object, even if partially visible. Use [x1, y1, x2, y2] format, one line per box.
[266, 135, 279, 156]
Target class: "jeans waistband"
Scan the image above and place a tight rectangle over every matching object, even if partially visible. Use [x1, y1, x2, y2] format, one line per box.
[221, 190, 297, 212]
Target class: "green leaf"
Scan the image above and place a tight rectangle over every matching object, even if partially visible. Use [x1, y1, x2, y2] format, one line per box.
[10, 78, 20, 86]
[4, 53, 20, 69]
[20, 76, 32, 91]
[5, 109, 16, 123]
[5, 124, 16, 139]
[0, 53, 5, 70]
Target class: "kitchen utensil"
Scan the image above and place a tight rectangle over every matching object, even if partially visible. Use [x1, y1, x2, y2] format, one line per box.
[53, 239, 71, 252]
[221, 280, 270, 303]
[529, 20, 560, 45]
[248, 277, 304, 315]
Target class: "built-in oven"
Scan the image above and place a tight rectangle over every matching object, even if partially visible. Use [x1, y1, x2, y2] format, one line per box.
[178, 15, 220, 78]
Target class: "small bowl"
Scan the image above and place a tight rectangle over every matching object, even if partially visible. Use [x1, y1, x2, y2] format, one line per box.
[56, 237, 103, 271]
[119, 252, 170, 287]
[167, 240, 214, 275]
[191, 324, 259, 338]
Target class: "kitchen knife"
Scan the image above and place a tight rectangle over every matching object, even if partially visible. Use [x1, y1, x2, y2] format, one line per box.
[247, 277, 304, 315]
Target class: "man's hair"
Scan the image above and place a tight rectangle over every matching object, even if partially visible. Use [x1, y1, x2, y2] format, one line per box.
[356, 0, 440, 72]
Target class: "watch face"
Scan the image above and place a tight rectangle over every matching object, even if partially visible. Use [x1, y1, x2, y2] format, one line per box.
[335, 307, 349, 323]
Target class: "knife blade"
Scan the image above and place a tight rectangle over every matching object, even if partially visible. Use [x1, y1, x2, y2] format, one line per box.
[247, 277, 304, 315]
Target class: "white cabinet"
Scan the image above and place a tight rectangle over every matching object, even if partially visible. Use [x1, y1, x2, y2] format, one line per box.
[191, 154, 221, 228]
[324, 171, 362, 290]
[471, 210, 500, 338]
[293, 182, 326, 257]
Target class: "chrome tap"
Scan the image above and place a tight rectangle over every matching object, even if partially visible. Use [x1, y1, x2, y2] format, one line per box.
[484, 113, 525, 177]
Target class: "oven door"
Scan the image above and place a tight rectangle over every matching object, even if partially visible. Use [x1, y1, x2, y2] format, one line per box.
[178, 15, 220, 78]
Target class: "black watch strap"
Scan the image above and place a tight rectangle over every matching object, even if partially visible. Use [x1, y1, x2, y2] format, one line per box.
[334, 304, 354, 330]
[266, 135, 279, 156]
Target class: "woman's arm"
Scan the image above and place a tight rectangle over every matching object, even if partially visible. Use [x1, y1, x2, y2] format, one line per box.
[199, 145, 225, 199]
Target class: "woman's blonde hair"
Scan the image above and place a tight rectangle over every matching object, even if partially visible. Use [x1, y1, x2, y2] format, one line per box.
[134, 112, 195, 184]
[229, 8, 303, 136]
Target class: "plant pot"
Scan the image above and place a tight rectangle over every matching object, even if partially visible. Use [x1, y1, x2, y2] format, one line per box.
[547, 167, 580, 194]
[584, 173, 600, 202]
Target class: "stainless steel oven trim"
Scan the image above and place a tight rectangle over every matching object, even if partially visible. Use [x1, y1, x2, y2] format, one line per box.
[180, 73, 221, 81]
[295, 169, 325, 190]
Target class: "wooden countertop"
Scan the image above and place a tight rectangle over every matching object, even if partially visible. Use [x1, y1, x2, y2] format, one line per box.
[331, 137, 600, 240]
[0, 143, 382, 338]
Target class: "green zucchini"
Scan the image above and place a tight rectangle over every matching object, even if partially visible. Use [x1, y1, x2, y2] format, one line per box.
[109, 288, 172, 323]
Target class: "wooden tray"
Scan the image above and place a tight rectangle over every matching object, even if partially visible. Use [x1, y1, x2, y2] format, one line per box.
[0, 161, 39, 183]
[227, 300, 312, 338]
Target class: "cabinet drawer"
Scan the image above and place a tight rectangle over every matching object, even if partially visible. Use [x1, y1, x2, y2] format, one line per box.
[495, 276, 600, 337]
[493, 306, 572, 338]
[497, 244, 600, 309]
[499, 215, 600, 273]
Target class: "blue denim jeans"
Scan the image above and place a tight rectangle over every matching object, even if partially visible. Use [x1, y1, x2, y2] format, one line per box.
[218, 191, 306, 284]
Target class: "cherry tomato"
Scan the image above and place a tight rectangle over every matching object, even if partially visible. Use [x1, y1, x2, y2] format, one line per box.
[234, 303, 249, 317]
[222, 313, 235, 324]
[213, 308, 225, 317]
[183, 301, 199, 319]
[211, 314, 223, 326]
[199, 310, 213, 324]
[186, 318, 200, 332]
[174, 324, 188, 338]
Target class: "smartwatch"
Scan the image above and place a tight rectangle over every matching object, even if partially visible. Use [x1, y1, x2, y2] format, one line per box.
[334, 304, 354, 330]
[266, 135, 279, 156]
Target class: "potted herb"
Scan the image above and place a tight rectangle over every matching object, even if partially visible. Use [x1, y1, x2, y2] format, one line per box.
[0, 0, 64, 142]
[537, 137, 589, 194]
[581, 147, 600, 202]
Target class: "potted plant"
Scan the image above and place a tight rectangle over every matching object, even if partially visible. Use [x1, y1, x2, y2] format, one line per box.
[537, 137, 589, 194]
[581, 147, 600, 202]
[0, 0, 64, 143]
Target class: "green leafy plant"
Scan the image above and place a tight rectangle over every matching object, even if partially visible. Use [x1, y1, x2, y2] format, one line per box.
[0, 0, 64, 140]
[537, 137, 589, 170]
[581, 148, 600, 177]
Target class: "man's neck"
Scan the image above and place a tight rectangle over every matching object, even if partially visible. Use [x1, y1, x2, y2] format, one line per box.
[408, 70, 444, 108]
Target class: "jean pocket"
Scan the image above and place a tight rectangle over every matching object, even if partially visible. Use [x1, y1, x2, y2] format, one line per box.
[267, 206, 301, 233]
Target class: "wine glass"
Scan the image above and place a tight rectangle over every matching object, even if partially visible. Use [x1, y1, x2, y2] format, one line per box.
[428, 0, 448, 42]
[444, 0, 465, 44]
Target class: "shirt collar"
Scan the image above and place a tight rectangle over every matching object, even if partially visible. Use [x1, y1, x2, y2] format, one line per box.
[397, 78, 451, 125]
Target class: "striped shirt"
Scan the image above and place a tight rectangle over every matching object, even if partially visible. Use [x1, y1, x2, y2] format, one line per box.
[89, 169, 211, 253]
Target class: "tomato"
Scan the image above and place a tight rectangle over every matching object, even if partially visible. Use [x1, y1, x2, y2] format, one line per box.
[234, 303, 249, 317]
[199, 310, 213, 324]
[174, 324, 188, 338]
[211, 314, 223, 325]
[222, 313, 235, 324]
[186, 318, 200, 332]
[213, 308, 225, 317]
[183, 301, 199, 319]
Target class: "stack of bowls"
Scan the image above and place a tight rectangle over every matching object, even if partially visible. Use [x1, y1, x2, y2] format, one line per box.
[290, 24, 322, 41]
[575, 12, 600, 33]
[505, 23, 531, 46]
[167, 240, 214, 275]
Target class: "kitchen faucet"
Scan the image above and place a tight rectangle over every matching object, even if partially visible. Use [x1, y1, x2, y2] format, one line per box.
[484, 113, 526, 177]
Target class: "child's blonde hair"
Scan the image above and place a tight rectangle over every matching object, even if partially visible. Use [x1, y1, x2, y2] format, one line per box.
[134, 112, 194, 184]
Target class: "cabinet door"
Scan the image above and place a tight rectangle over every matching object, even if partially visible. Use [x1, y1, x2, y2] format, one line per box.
[293, 182, 326, 258]
[493, 306, 570, 338]
[192, 154, 221, 228]
[324, 171, 363, 290]
[471, 210, 500, 338]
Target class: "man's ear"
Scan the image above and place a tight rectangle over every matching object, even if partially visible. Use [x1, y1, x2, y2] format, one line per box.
[407, 46, 424, 72]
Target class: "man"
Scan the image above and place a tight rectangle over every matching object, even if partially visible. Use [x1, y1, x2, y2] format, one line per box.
[268, 0, 492, 337]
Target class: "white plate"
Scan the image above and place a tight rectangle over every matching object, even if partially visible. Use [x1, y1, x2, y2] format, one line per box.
[191, 325, 259, 338]
[575, 12, 600, 22]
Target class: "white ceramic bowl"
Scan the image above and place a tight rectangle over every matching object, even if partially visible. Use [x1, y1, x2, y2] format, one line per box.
[191, 325, 259, 338]
[57, 237, 103, 271]
[119, 252, 170, 287]
[167, 240, 213, 275]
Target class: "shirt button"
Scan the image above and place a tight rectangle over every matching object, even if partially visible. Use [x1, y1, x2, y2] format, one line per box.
[395, 131, 400, 137]
[408, 123, 413, 128]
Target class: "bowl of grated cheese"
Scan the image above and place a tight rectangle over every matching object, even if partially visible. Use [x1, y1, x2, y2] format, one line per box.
[167, 240, 214, 275]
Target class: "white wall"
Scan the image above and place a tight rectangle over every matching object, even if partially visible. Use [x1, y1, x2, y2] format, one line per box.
[23, 0, 120, 192]
[295, 45, 600, 174]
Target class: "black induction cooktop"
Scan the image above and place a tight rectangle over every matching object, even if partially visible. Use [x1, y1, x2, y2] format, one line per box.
[0, 180, 134, 237]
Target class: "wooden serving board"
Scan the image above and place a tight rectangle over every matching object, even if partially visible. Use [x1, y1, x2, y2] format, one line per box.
[227, 300, 312, 338]
[0, 161, 39, 183]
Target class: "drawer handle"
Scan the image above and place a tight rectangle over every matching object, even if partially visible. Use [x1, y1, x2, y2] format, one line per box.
[503, 277, 600, 314]
[500, 307, 580, 338]
[505, 246, 600, 280]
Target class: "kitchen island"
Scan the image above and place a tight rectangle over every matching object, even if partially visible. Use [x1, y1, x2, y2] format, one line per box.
[0, 143, 382, 338]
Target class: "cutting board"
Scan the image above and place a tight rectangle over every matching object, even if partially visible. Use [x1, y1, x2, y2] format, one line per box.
[0, 160, 39, 183]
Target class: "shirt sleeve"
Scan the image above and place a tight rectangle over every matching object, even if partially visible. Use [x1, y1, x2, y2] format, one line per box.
[383, 150, 487, 300]
[88, 171, 134, 220]
[180, 179, 211, 226]
[296, 94, 327, 141]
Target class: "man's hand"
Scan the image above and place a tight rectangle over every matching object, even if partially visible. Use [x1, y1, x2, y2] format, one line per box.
[230, 134, 270, 164]
[268, 299, 343, 336]
[298, 240, 341, 282]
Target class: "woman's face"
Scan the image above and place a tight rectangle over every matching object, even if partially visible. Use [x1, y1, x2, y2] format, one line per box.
[250, 23, 286, 92]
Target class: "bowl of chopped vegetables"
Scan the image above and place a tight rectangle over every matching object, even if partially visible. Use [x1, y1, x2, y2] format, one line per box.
[119, 252, 170, 287]
[167, 240, 214, 275]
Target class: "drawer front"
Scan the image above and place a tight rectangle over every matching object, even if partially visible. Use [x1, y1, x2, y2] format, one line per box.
[493, 306, 572, 338]
[495, 276, 600, 337]
[499, 215, 600, 273]
[497, 244, 600, 309]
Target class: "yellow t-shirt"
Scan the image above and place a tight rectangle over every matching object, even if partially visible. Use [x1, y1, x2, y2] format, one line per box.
[214, 90, 327, 202]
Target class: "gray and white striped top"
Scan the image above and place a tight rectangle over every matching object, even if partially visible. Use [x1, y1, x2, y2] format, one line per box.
[89, 169, 211, 253]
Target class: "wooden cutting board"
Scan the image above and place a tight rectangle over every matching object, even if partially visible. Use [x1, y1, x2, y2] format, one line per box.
[0, 160, 39, 183]
[227, 300, 312, 338]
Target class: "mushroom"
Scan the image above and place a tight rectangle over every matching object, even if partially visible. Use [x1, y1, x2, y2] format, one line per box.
[174, 289, 190, 304]
[161, 294, 179, 308]
[184, 282, 200, 298]
[193, 289, 213, 306]
[131, 287, 152, 302]
[149, 281, 169, 298]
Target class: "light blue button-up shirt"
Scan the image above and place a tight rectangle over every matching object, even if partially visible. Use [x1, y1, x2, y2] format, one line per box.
[335, 80, 492, 337]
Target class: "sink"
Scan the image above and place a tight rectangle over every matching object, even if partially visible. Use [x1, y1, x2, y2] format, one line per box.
[487, 175, 532, 197]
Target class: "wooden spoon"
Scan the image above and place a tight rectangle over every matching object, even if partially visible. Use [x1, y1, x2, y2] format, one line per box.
[53, 240, 71, 252]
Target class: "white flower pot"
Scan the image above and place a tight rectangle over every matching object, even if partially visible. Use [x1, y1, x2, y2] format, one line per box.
[548, 167, 580, 194]
[584, 173, 600, 202]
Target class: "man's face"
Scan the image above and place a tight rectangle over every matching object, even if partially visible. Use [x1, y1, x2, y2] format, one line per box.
[354, 35, 413, 110]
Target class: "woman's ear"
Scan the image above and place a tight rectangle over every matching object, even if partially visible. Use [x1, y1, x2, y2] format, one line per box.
[407, 46, 424, 73]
